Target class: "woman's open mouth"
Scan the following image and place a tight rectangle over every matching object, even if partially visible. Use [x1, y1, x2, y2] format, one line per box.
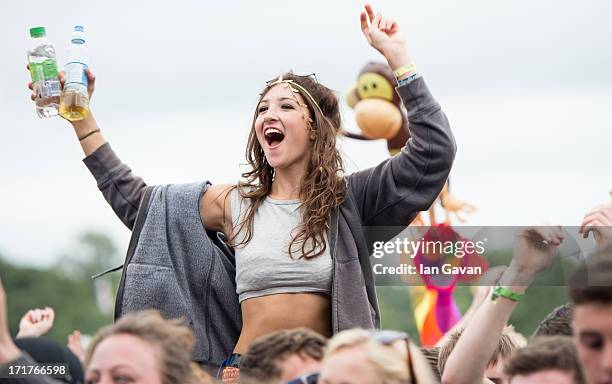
[264, 127, 285, 147]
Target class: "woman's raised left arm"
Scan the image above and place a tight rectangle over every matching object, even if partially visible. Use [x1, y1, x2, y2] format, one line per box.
[348, 4, 456, 227]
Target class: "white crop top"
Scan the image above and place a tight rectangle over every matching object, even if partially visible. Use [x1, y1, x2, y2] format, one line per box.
[230, 188, 332, 303]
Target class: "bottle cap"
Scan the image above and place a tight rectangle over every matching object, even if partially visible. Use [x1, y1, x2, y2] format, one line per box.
[30, 27, 46, 38]
[72, 25, 86, 43]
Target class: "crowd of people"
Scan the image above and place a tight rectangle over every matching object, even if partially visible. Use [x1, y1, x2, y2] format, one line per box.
[1, 215, 612, 383]
[5, 2, 612, 383]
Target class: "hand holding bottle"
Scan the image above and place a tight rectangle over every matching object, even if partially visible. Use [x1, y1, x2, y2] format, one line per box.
[27, 67, 96, 98]
[27, 67, 96, 117]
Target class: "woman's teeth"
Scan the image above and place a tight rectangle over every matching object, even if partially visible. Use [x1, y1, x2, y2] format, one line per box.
[265, 128, 285, 146]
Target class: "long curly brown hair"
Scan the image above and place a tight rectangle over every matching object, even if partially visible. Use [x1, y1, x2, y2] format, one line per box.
[231, 73, 346, 259]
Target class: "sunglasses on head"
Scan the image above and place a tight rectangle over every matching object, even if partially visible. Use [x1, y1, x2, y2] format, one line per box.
[371, 330, 417, 384]
[287, 372, 320, 384]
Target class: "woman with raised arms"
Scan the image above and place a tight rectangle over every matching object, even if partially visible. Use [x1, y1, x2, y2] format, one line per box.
[27, 4, 455, 380]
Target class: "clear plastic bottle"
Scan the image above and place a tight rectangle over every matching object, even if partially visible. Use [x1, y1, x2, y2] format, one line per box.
[60, 25, 90, 121]
[27, 27, 61, 118]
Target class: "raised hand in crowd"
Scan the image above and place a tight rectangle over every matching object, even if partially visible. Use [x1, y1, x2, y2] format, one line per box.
[441, 226, 564, 384]
[580, 197, 612, 246]
[435, 266, 506, 348]
[16, 307, 55, 338]
[67, 330, 86, 364]
[504, 226, 564, 285]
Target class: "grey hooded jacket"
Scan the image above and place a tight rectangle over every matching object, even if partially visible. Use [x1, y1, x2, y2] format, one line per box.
[82, 77, 456, 368]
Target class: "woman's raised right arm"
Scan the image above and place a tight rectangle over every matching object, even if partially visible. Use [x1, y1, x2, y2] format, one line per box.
[80, 127, 146, 231]
[28, 68, 146, 230]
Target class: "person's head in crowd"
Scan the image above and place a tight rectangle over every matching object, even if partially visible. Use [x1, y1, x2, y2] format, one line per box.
[505, 328, 528, 350]
[569, 245, 612, 384]
[84, 310, 204, 384]
[504, 336, 584, 384]
[14, 336, 84, 384]
[532, 303, 573, 338]
[438, 326, 524, 384]
[238, 328, 326, 384]
[318, 328, 436, 384]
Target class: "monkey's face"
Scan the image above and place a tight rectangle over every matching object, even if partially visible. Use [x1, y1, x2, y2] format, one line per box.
[352, 73, 401, 139]
[357, 73, 395, 101]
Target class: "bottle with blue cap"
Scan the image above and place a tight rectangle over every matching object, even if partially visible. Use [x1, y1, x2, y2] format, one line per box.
[60, 25, 90, 121]
[27, 26, 61, 118]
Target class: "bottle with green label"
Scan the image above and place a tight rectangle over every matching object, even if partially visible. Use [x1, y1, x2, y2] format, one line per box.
[27, 27, 61, 118]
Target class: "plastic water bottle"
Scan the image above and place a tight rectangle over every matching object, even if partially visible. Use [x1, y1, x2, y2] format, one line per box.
[60, 25, 90, 121]
[27, 27, 61, 118]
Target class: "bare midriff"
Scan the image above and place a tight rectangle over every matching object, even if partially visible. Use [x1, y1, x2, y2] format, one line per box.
[233, 292, 332, 353]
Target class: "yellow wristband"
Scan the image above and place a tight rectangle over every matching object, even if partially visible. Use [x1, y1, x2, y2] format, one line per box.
[393, 63, 416, 78]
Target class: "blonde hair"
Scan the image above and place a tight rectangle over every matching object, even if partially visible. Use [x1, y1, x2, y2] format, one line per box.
[85, 310, 206, 384]
[325, 328, 437, 384]
[437, 325, 525, 375]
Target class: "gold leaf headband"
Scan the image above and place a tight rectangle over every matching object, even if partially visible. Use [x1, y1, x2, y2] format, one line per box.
[265, 76, 324, 116]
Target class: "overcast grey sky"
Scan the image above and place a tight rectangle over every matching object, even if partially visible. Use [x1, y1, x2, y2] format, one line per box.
[1, 0, 610, 267]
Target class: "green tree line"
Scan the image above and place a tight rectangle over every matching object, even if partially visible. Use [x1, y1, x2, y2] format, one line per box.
[0, 232, 121, 344]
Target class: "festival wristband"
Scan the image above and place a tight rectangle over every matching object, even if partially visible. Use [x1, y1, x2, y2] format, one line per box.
[491, 284, 523, 302]
[392, 63, 416, 79]
[397, 73, 421, 87]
